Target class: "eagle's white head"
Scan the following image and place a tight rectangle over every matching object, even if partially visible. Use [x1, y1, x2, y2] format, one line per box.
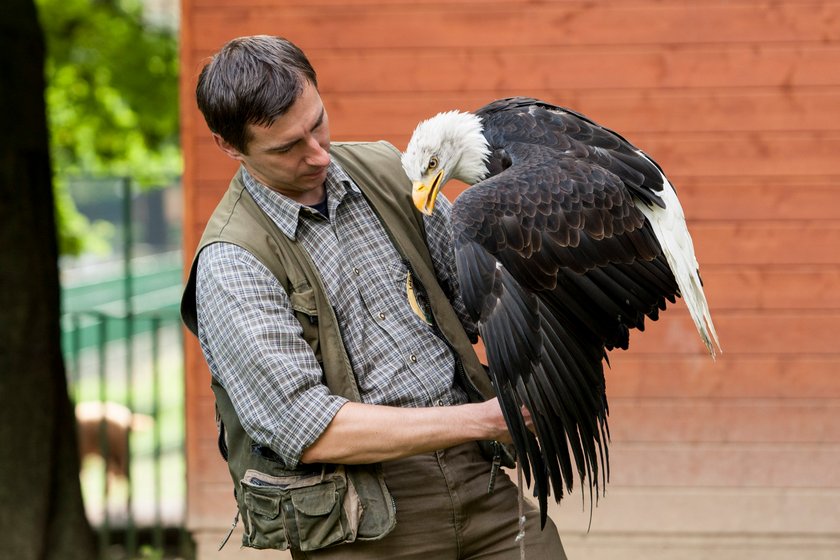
[401, 110, 490, 215]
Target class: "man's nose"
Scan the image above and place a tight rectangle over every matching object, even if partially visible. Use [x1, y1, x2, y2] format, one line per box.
[305, 137, 330, 167]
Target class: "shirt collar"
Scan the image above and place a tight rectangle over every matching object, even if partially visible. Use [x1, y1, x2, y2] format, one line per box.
[242, 160, 361, 240]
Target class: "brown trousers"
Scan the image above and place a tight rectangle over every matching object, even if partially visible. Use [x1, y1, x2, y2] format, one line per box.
[292, 442, 567, 560]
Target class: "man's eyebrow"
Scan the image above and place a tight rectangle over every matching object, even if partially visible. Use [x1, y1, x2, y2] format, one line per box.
[265, 107, 325, 154]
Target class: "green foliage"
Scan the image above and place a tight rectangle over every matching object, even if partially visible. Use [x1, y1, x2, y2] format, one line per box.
[36, 0, 180, 254]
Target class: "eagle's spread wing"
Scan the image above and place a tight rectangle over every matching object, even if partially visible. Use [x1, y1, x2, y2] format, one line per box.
[451, 98, 683, 522]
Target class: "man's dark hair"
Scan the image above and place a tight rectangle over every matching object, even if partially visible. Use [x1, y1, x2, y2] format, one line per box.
[196, 35, 318, 153]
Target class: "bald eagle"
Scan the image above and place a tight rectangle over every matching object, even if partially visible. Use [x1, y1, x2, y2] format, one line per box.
[402, 97, 721, 524]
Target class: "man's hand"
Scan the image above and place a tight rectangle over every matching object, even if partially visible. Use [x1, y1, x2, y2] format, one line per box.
[478, 397, 536, 444]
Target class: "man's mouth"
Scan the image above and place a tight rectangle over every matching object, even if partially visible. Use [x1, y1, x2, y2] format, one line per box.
[303, 167, 327, 178]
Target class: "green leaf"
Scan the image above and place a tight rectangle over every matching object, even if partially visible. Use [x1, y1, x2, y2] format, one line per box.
[35, 0, 181, 255]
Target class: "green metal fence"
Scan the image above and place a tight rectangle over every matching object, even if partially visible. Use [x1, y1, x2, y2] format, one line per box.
[61, 175, 190, 558]
[61, 254, 183, 363]
[64, 307, 189, 559]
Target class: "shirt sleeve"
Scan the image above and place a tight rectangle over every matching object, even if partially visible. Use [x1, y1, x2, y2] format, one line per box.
[423, 194, 480, 342]
[196, 242, 348, 468]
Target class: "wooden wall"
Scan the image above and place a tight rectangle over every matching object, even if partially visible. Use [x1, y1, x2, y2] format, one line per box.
[180, 1, 840, 557]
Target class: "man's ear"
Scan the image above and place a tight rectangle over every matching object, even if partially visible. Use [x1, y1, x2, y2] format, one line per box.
[212, 133, 245, 161]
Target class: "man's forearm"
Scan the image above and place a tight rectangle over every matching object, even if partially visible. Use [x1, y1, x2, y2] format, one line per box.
[299, 398, 510, 465]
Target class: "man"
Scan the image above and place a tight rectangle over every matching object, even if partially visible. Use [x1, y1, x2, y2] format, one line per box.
[181, 35, 566, 559]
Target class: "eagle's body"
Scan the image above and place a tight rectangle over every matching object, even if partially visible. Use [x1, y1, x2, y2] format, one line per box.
[402, 97, 721, 524]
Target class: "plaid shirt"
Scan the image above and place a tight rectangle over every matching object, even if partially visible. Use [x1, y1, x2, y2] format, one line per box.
[196, 161, 477, 468]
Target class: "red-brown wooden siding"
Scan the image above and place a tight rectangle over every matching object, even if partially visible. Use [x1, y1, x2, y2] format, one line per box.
[180, 1, 840, 557]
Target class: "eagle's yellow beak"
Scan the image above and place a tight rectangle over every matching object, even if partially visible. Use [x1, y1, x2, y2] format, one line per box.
[412, 169, 445, 215]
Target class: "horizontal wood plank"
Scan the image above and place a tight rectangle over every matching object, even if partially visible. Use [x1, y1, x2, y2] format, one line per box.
[665, 177, 840, 221]
[190, 3, 840, 50]
[607, 400, 840, 443]
[690, 221, 840, 265]
[605, 355, 840, 398]
[636, 132, 840, 179]
[544, 486, 840, 534]
[698, 267, 840, 310]
[607, 442, 840, 487]
[323, 88, 840, 137]
[186, 44, 840, 92]
[305, 46, 840, 92]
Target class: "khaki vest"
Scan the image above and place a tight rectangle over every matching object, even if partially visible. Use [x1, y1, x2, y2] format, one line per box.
[181, 141, 508, 551]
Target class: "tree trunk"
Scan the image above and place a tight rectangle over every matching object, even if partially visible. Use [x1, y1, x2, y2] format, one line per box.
[0, 0, 97, 558]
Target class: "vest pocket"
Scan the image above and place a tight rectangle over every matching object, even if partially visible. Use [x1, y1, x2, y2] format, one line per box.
[240, 467, 358, 551]
[290, 479, 349, 551]
[241, 483, 288, 549]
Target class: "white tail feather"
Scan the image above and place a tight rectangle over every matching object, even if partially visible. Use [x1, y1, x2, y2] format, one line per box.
[638, 169, 722, 357]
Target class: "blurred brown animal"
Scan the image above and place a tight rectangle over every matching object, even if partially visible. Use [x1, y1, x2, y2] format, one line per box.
[75, 401, 154, 480]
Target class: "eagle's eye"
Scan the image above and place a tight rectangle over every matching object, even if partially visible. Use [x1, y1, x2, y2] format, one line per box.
[427, 156, 439, 171]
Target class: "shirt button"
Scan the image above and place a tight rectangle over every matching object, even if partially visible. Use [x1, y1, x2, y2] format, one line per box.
[378, 312, 385, 320]
[353, 267, 361, 276]
[409, 354, 417, 363]
[435, 399, 444, 407]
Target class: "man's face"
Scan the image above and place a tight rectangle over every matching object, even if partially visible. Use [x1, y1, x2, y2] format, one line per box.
[213, 81, 331, 205]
